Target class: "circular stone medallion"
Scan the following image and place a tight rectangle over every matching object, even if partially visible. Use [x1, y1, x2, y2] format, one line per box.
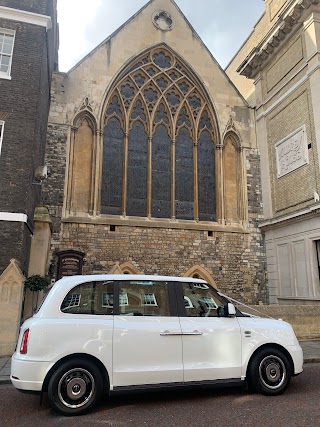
[152, 10, 174, 31]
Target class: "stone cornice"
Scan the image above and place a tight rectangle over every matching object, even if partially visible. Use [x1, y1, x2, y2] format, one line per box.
[237, 0, 320, 79]
[0, 6, 52, 30]
[259, 202, 320, 230]
[62, 215, 249, 234]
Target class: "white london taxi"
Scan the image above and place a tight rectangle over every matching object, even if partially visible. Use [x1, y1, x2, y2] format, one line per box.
[11, 275, 303, 415]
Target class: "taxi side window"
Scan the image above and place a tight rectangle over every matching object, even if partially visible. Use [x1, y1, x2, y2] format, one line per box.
[118, 280, 171, 316]
[61, 281, 114, 315]
[182, 282, 224, 317]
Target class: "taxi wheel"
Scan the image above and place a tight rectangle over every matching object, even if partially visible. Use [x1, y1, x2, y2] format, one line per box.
[248, 348, 292, 395]
[48, 358, 103, 416]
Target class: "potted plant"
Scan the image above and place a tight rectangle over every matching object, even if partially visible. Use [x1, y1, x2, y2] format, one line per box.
[24, 275, 50, 313]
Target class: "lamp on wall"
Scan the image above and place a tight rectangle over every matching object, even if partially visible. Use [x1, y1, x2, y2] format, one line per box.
[32, 165, 48, 185]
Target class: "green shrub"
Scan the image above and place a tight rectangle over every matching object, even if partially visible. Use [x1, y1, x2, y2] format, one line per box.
[24, 275, 50, 292]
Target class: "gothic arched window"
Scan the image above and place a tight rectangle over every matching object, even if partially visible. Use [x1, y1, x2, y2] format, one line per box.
[102, 45, 218, 221]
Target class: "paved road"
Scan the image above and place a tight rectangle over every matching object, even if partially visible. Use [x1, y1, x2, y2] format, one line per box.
[1, 363, 319, 427]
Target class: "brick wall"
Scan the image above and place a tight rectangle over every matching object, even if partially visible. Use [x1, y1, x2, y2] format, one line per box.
[0, 0, 56, 274]
[0, 0, 51, 14]
[267, 84, 319, 216]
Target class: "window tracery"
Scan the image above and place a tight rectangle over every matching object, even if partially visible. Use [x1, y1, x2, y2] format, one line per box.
[102, 45, 218, 221]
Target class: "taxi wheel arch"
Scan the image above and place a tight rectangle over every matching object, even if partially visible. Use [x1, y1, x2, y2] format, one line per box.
[247, 345, 293, 396]
[42, 354, 110, 415]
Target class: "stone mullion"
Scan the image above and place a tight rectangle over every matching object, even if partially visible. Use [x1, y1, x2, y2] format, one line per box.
[94, 129, 103, 216]
[122, 131, 129, 216]
[171, 137, 176, 219]
[239, 147, 248, 225]
[147, 135, 152, 218]
[67, 126, 77, 215]
[216, 144, 224, 224]
[194, 140, 199, 221]
[88, 129, 97, 215]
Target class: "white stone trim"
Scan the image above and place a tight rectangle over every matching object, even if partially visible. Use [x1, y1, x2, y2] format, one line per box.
[260, 202, 320, 228]
[256, 71, 308, 121]
[0, 6, 51, 30]
[256, 56, 320, 121]
[303, 11, 320, 31]
[0, 212, 28, 223]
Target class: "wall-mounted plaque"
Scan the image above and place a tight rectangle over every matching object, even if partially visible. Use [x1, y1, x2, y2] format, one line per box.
[56, 249, 85, 280]
[275, 125, 308, 178]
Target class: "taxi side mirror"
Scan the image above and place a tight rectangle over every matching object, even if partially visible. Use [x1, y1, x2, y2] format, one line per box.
[225, 303, 236, 317]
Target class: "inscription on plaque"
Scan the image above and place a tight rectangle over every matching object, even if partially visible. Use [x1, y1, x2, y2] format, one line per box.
[56, 250, 85, 280]
[275, 126, 308, 178]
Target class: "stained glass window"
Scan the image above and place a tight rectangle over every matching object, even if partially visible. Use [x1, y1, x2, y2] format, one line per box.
[102, 46, 217, 222]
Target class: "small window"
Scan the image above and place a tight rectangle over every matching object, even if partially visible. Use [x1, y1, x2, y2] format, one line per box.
[0, 29, 15, 78]
[102, 292, 113, 308]
[61, 281, 114, 315]
[63, 293, 81, 308]
[102, 291, 128, 307]
[142, 293, 157, 306]
[181, 282, 225, 317]
[0, 121, 4, 155]
[118, 280, 171, 316]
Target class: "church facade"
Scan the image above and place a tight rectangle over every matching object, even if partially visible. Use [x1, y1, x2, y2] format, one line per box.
[42, 0, 267, 304]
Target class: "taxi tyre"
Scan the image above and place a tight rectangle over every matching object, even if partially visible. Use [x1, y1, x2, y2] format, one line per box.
[47, 358, 103, 416]
[248, 347, 292, 395]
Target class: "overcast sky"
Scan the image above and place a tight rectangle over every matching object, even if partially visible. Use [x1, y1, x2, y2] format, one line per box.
[57, 0, 265, 72]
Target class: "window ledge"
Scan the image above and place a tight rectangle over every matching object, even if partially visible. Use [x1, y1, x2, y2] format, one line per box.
[0, 74, 11, 80]
[62, 214, 249, 234]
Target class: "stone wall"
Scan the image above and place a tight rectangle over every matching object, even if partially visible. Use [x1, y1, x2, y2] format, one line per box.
[247, 305, 320, 340]
[43, 124, 268, 304]
[0, 259, 25, 356]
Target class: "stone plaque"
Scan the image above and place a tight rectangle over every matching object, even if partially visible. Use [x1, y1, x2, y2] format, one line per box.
[56, 250, 85, 280]
[275, 126, 308, 178]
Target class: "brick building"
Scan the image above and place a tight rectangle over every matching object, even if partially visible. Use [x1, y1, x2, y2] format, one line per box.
[0, 0, 58, 275]
[42, 0, 268, 304]
[227, 0, 320, 304]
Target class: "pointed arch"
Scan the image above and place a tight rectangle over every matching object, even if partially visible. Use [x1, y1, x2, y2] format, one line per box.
[184, 265, 218, 290]
[222, 131, 243, 224]
[73, 109, 97, 133]
[99, 43, 220, 221]
[120, 262, 142, 274]
[66, 110, 98, 215]
[108, 262, 141, 274]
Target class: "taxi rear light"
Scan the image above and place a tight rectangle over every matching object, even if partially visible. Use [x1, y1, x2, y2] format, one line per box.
[20, 328, 30, 354]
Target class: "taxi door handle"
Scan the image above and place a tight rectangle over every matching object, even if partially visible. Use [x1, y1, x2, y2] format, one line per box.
[182, 330, 203, 336]
[160, 331, 183, 336]
[160, 330, 203, 336]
